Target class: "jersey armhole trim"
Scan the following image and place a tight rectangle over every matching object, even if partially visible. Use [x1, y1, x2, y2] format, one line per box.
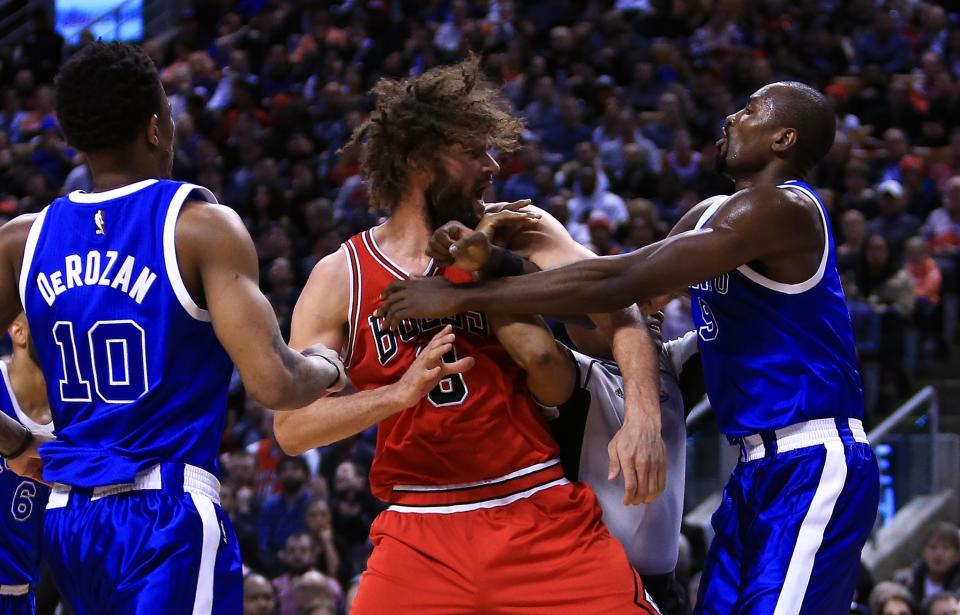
[18, 206, 49, 312]
[693, 195, 729, 230]
[734, 184, 829, 295]
[163, 183, 218, 322]
[342, 241, 362, 368]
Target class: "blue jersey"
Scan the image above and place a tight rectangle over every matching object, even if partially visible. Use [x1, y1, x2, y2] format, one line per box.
[688, 181, 864, 435]
[20, 179, 234, 487]
[0, 361, 53, 586]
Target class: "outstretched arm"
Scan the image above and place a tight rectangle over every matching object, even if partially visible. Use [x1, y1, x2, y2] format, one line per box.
[378, 186, 822, 323]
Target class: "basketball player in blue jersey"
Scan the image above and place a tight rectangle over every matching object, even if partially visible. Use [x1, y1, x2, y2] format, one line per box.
[380, 81, 881, 614]
[0, 314, 53, 615]
[0, 42, 351, 614]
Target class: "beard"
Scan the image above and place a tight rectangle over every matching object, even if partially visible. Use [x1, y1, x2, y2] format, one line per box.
[424, 171, 483, 231]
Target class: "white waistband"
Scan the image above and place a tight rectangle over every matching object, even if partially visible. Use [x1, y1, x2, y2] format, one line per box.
[740, 418, 869, 462]
[0, 584, 29, 596]
[386, 477, 569, 514]
[46, 464, 220, 510]
[392, 459, 561, 493]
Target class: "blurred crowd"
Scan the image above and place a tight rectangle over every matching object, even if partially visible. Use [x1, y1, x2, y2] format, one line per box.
[4, 0, 960, 613]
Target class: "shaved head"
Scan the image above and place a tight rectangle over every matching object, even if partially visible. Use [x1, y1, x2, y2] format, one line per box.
[764, 82, 836, 172]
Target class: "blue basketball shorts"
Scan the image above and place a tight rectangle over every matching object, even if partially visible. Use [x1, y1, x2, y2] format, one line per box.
[695, 418, 879, 615]
[43, 463, 242, 615]
[0, 591, 35, 615]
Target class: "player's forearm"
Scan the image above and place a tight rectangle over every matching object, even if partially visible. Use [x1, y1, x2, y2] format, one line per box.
[274, 385, 408, 454]
[455, 229, 737, 316]
[490, 314, 575, 406]
[0, 412, 32, 458]
[605, 315, 661, 428]
[456, 253, 645, 316]
[242, 332, 341, 411]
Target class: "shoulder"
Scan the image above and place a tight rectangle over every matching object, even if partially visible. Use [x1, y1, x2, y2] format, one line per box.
[293, 247, 350, 329]
[0, 213, 42, 270]
[707, 184, 819, 230]
[176, 199, 254, 255]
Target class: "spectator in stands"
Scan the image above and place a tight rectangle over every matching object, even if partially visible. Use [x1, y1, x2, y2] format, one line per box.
[879, 128, 912, 183]
[542, 95, 591, 161]
[855, 10, 912, 75]
[839, 209, 868, 274]
[904, 236, 943, 330]
[896, 522, 960, 604]
[290, 570, 339, 615]
[923, 177, 960, 259]
[924, 592, 960, 615]
[899, 155, 941, 219]
[931, 129, 960, 191]
[872, 582, 920, 615]
[304, 498, 341, 582]
[869, 180, 922, 263]
[841, 161, 879, 218]
[565, 165, 628, 243]
[272, 532, 341, 615]
[663, 128, 702, 186]
[841, 273, 882, 418]
[244, 573, 278, 615]
[260, 457, 314, 576]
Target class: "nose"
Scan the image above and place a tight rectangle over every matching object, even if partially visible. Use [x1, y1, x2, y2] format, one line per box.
[484, 151, 500, 175]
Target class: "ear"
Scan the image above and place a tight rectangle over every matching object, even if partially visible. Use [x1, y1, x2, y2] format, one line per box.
[405, 153, 435, 187]
[146, 114, 160, 148]
[7, 320, 25, 348]
[771, 127, 798, 155]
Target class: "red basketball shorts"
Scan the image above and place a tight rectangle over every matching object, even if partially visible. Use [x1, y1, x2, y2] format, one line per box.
[350, 461, 660, 614]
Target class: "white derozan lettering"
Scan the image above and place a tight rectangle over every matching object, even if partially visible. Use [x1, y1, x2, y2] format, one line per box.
[34, 251, 157, 306]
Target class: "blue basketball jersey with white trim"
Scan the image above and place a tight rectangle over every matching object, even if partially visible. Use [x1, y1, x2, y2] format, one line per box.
[688, 181, 864, 435]
[20, 179, 233, 487]
[0, 361, 52, 586]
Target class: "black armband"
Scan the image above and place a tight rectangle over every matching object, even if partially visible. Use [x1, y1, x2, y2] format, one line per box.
[493, 248, 526, 277]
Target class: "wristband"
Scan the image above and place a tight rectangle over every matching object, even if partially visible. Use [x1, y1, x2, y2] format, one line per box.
[3, 428, 33, 460]
[493, 248, 525, 278]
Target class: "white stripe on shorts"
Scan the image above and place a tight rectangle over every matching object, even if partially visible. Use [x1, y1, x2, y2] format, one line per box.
[772, 432, 848, 615]
[190, 492, 221, 615]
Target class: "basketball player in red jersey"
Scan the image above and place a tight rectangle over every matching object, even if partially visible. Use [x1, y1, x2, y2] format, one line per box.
[274, 58, 662, 614]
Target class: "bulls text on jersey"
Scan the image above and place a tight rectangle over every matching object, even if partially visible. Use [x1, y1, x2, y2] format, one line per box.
[368, 312, 490, 366]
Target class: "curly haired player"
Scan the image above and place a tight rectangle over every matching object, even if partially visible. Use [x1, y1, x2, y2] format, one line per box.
[274, 57, 663, 614]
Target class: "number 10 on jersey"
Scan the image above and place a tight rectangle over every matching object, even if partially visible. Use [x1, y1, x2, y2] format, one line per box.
[52, 320, 149, 404]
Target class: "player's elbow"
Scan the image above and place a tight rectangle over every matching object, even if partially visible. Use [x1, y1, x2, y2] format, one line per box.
[273, 414, 312, 456]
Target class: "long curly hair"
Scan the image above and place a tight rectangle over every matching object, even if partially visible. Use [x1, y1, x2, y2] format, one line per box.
[343, 56, 523, 210]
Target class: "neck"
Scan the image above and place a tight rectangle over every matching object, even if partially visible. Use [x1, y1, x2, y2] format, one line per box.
[87, 149, 159, 192]
[5, 357, 49, 424]
[375, 195, 434, 271]
[733, 163, 803, 191]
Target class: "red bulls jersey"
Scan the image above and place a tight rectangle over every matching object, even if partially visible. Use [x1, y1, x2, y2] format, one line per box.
[342, 229, 559, 501]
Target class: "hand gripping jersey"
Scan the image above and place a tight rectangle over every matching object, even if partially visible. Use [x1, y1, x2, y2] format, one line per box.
[20, 180, 234, 487]
[688, 181, 864, 436]
[341, 229, 560, 501]
[0, 361, 53, 587]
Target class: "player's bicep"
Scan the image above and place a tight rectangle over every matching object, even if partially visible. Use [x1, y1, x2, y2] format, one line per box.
[179, 203, 286, 373]
[509, 206, 595, 270]
[290, 250, 349, 354]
